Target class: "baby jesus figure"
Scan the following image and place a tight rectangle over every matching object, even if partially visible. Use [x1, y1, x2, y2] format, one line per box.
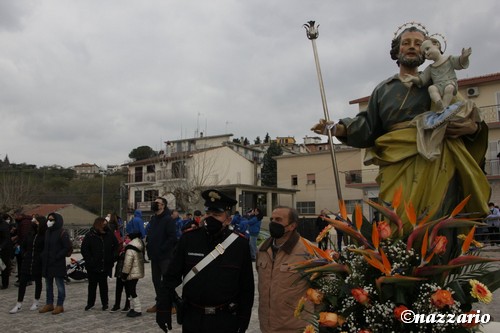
[403, 37, 472, 110]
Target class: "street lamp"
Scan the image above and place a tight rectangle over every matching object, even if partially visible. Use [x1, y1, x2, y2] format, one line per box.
[100, 172, 105, 217]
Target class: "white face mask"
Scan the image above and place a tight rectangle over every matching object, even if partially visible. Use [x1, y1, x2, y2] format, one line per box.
[47, 220, 55, 228]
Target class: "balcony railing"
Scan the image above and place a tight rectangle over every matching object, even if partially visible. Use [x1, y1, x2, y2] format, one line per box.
[485, 159, 500, 176]
[127, 169, 187, 183]
[480, 104, 500, 123]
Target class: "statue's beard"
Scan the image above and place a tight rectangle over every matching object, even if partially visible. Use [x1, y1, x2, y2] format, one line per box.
[398, 53, 424, 68]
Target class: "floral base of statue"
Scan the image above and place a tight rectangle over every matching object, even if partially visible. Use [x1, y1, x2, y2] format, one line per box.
[292, 191, 500, 333]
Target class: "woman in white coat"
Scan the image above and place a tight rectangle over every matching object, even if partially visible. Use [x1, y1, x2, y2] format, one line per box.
[120, 231, 145, 317]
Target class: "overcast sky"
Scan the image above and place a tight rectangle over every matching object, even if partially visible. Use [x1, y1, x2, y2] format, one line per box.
[1, 0, 499, 168]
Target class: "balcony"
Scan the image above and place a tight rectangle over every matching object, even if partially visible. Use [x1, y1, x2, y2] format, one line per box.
[480, 104, 500, 123]
[127, 169, 187, 184]
[485, 159, 500, 177]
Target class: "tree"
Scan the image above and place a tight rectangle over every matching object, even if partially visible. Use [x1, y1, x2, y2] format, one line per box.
[254, 136, 261, 144]
[264, 133, 270, 144]
[243, 137, 250, 146]
[128, 146, 157, 161]
[0, 171, 39, 211]
[159, 149, 227, 212]
[261, 142, 283, 187]
[232, 138, 241, 144]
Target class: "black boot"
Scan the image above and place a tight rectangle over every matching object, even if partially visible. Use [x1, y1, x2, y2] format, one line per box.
[121, 299, 130, 312]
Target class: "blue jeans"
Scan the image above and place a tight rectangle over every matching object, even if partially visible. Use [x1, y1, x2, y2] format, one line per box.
[249, 235, 258, 260]
[45, 276, 66, 306]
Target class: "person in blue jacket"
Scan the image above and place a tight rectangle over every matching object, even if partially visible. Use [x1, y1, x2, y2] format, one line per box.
[247, 208, 263, 261]
[126, 210, 146, 239]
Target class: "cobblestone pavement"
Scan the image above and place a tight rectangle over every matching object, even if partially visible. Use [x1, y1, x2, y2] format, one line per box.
[0, 247, 499, 332]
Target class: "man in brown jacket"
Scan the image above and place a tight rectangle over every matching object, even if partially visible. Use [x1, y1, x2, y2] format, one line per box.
[256, 206, 311, 333]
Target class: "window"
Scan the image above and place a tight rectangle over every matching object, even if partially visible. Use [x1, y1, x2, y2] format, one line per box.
[146, 164, 155, 173]
[144, 190, 158, 202]
[297, 201, 316, 214]
[134, 166, 143, 182]
[345, 170, 362, 184]
[172, 161, 187, 178]
[134, 190, 142, 209]
[345, 199, 363, 213]
[291, 175, 298, 186]
[306, 173, 316, 185]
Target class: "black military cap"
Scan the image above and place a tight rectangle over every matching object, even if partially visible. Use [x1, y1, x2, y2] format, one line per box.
[201, 189, 237, 212]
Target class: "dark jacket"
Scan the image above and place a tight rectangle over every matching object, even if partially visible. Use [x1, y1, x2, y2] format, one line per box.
[20, 223, 45, 277]
[41, 213, 72, 278]
[146, 209, 177, 262]
[0, 219, 13, 262]
[81, 227, 118, 276]
[162, 227, 254, 332]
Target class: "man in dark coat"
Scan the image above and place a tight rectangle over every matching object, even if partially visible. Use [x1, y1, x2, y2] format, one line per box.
[156, 189, 254, 333]
[81, 217, 119, 311]
[0, 213, 14, 289]
[39, 212, 72, 315]
[145, 197, 177, 312]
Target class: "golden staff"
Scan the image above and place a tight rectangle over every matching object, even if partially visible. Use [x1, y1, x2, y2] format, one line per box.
[303, 20, 343, 203]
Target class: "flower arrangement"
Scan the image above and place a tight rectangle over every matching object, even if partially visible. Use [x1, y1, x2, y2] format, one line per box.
[292, 188, 500, 333]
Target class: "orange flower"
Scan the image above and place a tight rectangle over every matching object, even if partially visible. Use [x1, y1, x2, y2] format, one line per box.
[303, 324, 316, 333]
[351, 288, 370, 306]
[393, 305, 408, 322]
[377, 221, 391, 239]
[469, 279, 492, 304]
[430, 289, 454, 309]
[358, 330, 372, 333]
[432, 236, 448, 255]
[318, 312, 345, 327]
[306, 288, 324, 305]
[461, 310, 480, 328]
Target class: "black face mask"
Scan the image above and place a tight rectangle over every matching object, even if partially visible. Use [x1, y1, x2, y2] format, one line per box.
[151, 202, 160, 212]
[269, 222, 289, 239]
[204, 216, 223, 235]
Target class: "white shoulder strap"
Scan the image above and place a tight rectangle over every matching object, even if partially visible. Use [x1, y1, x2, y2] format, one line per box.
[183, 233, 239, 287]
